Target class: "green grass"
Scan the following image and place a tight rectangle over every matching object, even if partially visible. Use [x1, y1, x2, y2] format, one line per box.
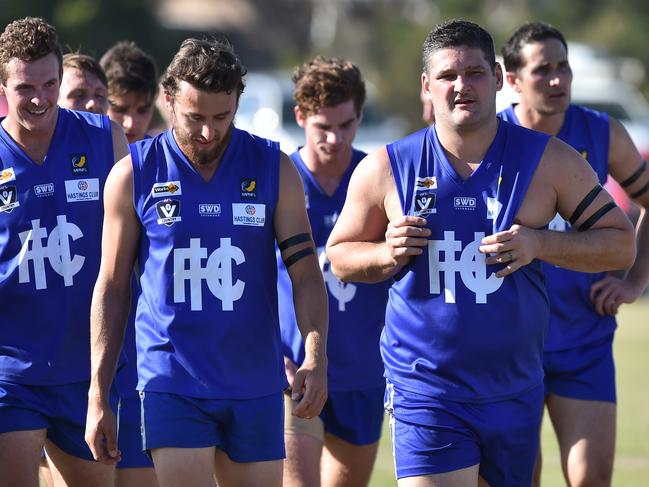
[369, 297, 649, 486]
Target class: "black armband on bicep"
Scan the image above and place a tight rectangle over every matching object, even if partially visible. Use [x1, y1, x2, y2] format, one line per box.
[283, 247, 314, 268]
[569, 184, 603, 226]
[577, 202, 617, 231]
[630, 181, 649, 200]
[620, 160, 647, 188]
[278, 232, 311, 252]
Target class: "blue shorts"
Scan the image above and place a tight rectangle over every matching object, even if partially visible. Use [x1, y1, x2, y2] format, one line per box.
[544, 333, 616, 403]
[140, 390, 285, 462]
[385, 381, 544, 486]
[321, 387, 385, 445]
[0, 380, 118, 461]
[117, 396, 154, 469]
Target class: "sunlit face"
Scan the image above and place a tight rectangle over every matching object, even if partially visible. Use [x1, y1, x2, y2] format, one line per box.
[507, 39, 572, 116]
[422, 46, 502, 131]
[108, 91, 155, 143]
[59, 67, 108, 114]
[295, 99, 360, 166]
[1, 53, 60, 134]
[166, 80, 238, 167]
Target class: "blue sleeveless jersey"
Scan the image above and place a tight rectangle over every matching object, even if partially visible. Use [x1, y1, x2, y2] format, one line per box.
[130, 128, 287, 399]
[277, 149, 390, 391]
[499, 104, 615, 351]
[0, 108, 114, 384]
[384, 121, 550, 402]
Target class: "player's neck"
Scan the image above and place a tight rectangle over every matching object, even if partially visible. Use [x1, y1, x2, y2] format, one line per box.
[1, 111, 58, 165]
[514, 103, 565, 136]
[435, 117, 499, 179]
[299, 145, 353, 196]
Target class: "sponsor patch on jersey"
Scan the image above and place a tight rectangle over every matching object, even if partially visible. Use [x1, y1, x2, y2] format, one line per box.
[414, 192, 436, 216]
[71, 153, 89, 174]
[65, 178, 99, 202]
[240, 178, 257, 199]
[486, 196, 503, 220]
[0, 167, 16, 184]
[0, 185, 19, 213]
[151, 181, 182, 198]
[454, 196, 476, 210]
[199, 203, 222, 216]
[34, 183, 55, 197]
[232, 203, 265, 226]
[156, 199, 182, 226]
[415, 176, 437, 190]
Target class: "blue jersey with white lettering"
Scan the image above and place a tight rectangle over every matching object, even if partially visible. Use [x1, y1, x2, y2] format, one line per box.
[278, 149, 389, 391]
[131, 128, 287, 399]
[384, 121, 550, 402]
[499, 104, 615, 351]
[0, 108, 113, 384]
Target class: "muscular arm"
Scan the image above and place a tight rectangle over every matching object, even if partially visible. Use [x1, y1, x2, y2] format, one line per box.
[274, 152, 328, 419]
[589, 118, 649, 314]
[482, 138, 635, 276]
[110, 119, 129, 163]
[85, 155, 140, 463]
[326, 148, 430, 283]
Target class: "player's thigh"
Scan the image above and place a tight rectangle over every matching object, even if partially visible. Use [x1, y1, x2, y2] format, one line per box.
[321, 433, 379, 487]
[151, 446, 216, 487]
[45, 439, 115, 487]
[0, 429, 46, 487]
[546, 394, 616, 471]
[116, 467, 160, 487]
[213, 447, 282, 487]
[397, 464, 480, 487]
[284, 432, 323, 487]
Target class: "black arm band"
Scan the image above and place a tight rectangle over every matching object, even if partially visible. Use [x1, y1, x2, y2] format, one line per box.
[630, 180, 649, 200]
[620, 160, 647, 188]
[278, 232, 311, 252]
[283, 247, 314, 268]
[569, 184, 603, 225]
[577, 202, 617, 231]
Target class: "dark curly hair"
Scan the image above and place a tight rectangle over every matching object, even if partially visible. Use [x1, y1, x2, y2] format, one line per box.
[292, 56, 366, 117]
[0, 17, 62, 85]
[161, 38, 245, 100]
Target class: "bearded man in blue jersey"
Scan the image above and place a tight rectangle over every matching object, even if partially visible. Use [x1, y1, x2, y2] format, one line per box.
[278, 57, 390, 487]
[327, 20, 635, 487]
[85, 38, 328, 487]
[500, 22, 649, 487]
[0, 17, 128, 487]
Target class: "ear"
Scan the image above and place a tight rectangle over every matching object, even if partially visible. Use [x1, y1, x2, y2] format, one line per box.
[294, 105, 306, 128]
[505, 70, 522, 93]
[164, 92, 174, 112]
[494, 62, 504, 91]
[421, 72, 431, 96]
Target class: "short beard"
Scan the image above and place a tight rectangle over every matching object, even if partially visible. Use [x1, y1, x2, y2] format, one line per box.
[174, 122, 234, 167]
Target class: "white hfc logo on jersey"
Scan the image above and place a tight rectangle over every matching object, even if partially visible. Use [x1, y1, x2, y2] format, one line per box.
[428, 231, 503, 304]
[318, 247, 356, 311]
[173, 238, 245, 311]
[18, 215, 85, 289]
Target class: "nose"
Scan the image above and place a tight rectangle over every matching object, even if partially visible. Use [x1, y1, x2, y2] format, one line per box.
[122, 114, 133, 131]
[201, 124, 214, 141]
[454, 75, 468, 93]
[325, 129, 340, 145]
[85, 98, 96, 112]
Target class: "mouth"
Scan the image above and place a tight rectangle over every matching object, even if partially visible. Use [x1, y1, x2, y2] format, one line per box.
[547, 92, 566, 101]
[27, 106, 48, 116]
[454, 98, 476, 108]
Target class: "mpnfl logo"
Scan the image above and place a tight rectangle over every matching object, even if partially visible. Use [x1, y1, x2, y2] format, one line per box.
[454, 196, 476, 210]
[199, 203, 221, 216]
[156, 199, 181, 226]
[71, 154, 88, 174]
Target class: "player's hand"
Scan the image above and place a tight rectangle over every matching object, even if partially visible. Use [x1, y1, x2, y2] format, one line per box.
[290, 356, 327, 419]
[85, 397, 121, 465]
[384, 215, 431, 266]
[590, 275, 644, 316]
[480, 224, 540, 278]
[284, 356, 298, 390]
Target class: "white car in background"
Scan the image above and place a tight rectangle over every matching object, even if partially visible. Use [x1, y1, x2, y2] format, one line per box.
[235, 71, 407, 154]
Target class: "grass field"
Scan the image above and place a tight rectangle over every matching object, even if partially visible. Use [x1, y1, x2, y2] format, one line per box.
[368, 297, 649, 486]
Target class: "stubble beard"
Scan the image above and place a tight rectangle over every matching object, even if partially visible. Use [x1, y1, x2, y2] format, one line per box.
[175, 123, 234, 166]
